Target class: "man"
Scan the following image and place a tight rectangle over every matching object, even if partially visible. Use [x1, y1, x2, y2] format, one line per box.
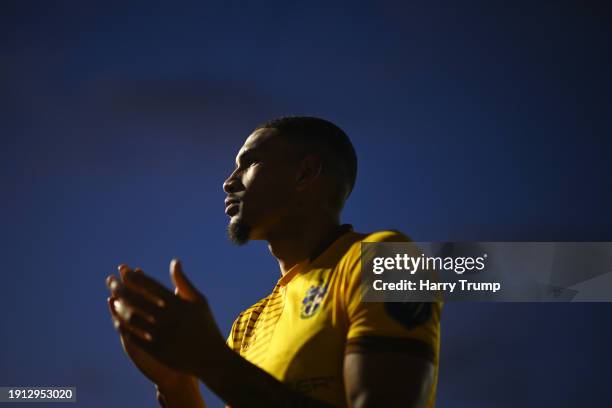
[106, 116, 441, 407]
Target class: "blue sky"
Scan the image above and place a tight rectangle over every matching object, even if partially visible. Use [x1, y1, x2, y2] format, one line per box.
[1, 1, 611, 406]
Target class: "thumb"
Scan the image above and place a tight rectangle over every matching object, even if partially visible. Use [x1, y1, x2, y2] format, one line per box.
[170, 259, 203, 302]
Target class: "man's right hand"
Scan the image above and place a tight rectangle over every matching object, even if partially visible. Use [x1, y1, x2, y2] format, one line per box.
[107, 265, 205, 407]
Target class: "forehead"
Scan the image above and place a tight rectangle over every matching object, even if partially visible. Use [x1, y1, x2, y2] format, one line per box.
[236, 128, 285, 160]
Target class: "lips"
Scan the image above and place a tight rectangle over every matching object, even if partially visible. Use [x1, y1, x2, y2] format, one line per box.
[225, 202, 240, 216]
[224, 197, 241, 216]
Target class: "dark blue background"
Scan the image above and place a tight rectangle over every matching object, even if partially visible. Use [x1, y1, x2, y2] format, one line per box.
[1, 1, 611, 407]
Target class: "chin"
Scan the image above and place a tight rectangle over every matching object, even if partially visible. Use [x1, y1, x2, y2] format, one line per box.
[227, 217, 252, 245]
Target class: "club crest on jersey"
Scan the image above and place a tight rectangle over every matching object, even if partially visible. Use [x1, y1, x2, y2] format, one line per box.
[300, 282, 329, 319]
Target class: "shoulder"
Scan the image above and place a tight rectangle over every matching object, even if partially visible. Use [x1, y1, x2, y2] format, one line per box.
[343, 228, 413, 256]
[335, 228, 413, 275]
[229, 292, 274, 337]
[232, 293, 272, 324]
[361, 229, 412, 243]
[227, 293, 275, 350]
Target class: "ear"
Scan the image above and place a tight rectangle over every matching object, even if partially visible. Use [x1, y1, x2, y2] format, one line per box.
[295, 154, 323, 191]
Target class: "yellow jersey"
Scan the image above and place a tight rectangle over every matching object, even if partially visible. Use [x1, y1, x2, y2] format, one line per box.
[227, 225, 442, 407]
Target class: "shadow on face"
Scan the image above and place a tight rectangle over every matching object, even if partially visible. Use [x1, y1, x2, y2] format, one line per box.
[223, 128, 303, 243]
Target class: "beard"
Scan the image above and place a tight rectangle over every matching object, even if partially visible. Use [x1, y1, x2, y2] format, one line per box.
[227, 218, 251, 245]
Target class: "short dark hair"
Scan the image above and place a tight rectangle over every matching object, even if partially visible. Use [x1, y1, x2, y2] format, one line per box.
[255, 116, 358, 206]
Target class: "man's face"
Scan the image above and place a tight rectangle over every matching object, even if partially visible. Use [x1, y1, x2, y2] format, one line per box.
[223, 128, 299, 244]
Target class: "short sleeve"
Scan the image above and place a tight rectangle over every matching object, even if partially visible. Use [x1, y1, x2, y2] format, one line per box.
[342, 230, 442, 363]
[226, 315, 243, 353]
[226, 326, 235, 349]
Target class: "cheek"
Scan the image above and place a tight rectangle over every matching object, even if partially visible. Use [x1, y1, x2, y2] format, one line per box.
[242, 166, 265, 192]
[244, 166, 294, 200]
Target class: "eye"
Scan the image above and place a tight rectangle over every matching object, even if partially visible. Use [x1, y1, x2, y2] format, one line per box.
[236, 159, 257, 173]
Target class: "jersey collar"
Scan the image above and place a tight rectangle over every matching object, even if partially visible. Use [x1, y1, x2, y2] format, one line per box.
[277, 224, 354, 287]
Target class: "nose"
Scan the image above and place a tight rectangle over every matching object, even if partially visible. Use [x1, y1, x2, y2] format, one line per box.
[223, 171, 242, 194]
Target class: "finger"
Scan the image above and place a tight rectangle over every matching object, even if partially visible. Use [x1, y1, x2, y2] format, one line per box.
[106, 275, 120, 293]
[109, 279, 138, 311]
[109, 297, 137, 337]
[112, 296, 132, 322]
[170, 259, 203, 302]
[118, 265, 164, 307]
[116, 319, 156, 351]
[112, 300, 156, 340]
[122, 309, 157, 338]
[107, 296, 119, 319]
[107, 276, 121, 294]
[123, 270, 173, 305]
[118, 265, 144, 282]
[113, 283, 162, 320]
[108, 297, 124, 332]
[110, 282, 159, 325]
[118, 264, 132, 282]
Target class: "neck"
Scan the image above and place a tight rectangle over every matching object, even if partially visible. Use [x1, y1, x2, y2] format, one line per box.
[266, 217, 345, 275]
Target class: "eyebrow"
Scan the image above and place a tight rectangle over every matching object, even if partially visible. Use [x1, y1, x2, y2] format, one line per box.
[235, 149, 258, 167]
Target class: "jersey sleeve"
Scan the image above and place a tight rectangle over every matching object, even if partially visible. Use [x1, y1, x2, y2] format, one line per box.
[226, 323, 236, 350]
[342, 230, 442, 363]
[226, 312, 245, 353]
[226, 296, 270, 354]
